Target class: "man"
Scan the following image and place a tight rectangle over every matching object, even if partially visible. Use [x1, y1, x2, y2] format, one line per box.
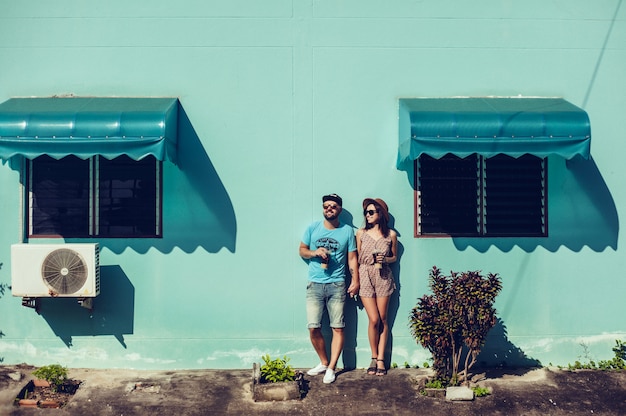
[299, 193, 359, 384]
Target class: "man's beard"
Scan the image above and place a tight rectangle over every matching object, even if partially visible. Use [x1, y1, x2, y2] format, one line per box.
[324, 212, 339, 221]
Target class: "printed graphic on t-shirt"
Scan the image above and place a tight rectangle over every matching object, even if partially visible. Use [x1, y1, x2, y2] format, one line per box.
[316, 237, 339, 255]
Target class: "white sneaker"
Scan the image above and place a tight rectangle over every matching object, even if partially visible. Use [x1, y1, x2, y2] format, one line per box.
[307, 363, 328, 376]
[323, 368, 336, 384]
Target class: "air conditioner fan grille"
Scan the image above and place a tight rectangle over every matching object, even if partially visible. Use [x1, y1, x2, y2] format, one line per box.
[41, 248, 88, 295]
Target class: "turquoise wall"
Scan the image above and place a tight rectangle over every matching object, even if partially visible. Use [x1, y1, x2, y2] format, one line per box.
[0, 0, 625, 370]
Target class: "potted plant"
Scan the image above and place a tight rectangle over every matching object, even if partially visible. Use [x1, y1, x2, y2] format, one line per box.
[252, 354, 304, 401]
[33, 364, 68, 392]
[16, 364, 80, 408]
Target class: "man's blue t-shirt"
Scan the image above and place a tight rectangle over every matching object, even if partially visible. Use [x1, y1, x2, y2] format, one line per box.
[302, 220, 357, 283]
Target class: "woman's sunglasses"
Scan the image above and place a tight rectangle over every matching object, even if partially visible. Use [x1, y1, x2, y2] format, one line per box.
[364, 209, 379, 216]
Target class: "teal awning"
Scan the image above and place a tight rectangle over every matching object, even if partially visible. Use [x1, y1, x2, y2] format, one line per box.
[0, 97, 179, 163]
[397, 97, 591, 170]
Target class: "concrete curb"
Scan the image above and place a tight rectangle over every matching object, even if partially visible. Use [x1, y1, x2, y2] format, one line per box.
[446, 386, 475, 401]
[252, 363, 302, 402]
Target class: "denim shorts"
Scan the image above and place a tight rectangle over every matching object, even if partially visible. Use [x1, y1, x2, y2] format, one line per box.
[306, 281, 346, 329]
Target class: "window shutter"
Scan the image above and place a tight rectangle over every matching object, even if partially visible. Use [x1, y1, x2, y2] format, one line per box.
[483, 154, 546, 236]
[30, 156, 90, 237]
[98, 155, 160, 237]
[417, 154, 480, 235]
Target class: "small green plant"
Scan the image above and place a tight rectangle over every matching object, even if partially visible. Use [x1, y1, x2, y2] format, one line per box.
[259, 354, 295, 383]
[424, 379, 445, 389]
[420, 378, 446, 396]
[566, 340, 626, 371]
[404, 361, 411, 368]
[614, 339, 626, 360]
[33, 364, 68, 392]
[422, 362, 430, 368]
[472, 386, 491, 397]
[391, 362, 398, 368]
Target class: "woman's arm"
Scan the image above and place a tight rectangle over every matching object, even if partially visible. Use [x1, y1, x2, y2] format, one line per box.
[384, 230, 398, 264]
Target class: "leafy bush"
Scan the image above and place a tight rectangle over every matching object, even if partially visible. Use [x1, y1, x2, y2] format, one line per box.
[33, 364, 68, 392]
[259, 354, 295, 383]
[409, 266, 502, 386]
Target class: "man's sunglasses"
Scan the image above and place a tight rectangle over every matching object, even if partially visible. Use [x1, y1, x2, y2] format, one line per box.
[324, 204, 339, 210]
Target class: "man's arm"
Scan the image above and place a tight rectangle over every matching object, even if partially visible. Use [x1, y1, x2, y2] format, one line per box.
[299, 242, 328, 260]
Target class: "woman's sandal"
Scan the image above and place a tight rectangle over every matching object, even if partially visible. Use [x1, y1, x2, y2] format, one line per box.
[376, 359, 387, 376]
[367, 358, 377, 375]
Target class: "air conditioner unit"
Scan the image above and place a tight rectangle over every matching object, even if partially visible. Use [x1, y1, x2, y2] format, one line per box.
[11, 243, 100, 298]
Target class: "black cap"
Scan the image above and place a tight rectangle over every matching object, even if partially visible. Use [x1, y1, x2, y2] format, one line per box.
[322, 193, 342, 206]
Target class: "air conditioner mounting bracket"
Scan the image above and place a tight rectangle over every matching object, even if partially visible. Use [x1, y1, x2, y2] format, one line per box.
[77, 297, 94, 311]
[21, 297, 40, 313]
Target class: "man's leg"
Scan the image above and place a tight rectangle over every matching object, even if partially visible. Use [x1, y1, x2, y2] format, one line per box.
[309, 327, 329, 366]
[328, 327, 344, 370]
[322, 282, 346, 383]
[306, 282, 330, 375]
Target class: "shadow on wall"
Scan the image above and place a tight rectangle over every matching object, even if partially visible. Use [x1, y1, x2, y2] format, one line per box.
[478, 317, 542, 369]
[37, 265, 134, 348]
[0, 262, 6, 361]
[405, 156, 618, 253]
[101, 104, 237, 254]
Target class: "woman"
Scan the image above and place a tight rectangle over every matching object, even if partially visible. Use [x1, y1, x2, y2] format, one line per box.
[356, 198, 397, 376]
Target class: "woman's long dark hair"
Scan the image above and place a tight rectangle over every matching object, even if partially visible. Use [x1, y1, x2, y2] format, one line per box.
[364, 201, 390, 238]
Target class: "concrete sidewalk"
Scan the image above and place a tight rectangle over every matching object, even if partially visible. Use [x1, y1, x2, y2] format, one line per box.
[2, 364, 625, 415]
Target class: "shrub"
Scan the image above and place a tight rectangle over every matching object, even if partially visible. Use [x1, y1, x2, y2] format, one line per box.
[33, 364, 68, 392]
[259, 354, 295, 383]
[409, 266, 502, 386]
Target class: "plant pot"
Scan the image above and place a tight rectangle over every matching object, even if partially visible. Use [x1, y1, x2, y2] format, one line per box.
[423, 388, 446, 398]
[17, 399, 38, 408]
[252, 363, 302, 402]
[39, 399, 62, 408]
[33, 379, 51, 387]
[15, 378, 80, 408]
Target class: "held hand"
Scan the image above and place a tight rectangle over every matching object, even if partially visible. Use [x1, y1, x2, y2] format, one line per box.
[375, 253, 385, 264]
[316, 248, 329, 259]
[347, 282, 360, 298]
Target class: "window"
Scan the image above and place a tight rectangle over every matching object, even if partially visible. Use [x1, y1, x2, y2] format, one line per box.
[416, 154, 546, 237]
[28, 155, 161, 238]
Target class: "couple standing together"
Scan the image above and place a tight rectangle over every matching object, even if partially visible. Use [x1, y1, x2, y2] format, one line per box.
[299, 193, 398, 384]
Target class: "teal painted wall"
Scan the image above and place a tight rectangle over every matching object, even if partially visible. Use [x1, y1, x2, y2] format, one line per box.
[0, 0, 624, 370]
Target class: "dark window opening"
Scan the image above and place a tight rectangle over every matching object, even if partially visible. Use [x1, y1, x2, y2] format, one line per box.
[99, 156, 159, 237]
[30, 155, 90, 237]
[416, 153, 546, 237]
[29, 155, 161, 238]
